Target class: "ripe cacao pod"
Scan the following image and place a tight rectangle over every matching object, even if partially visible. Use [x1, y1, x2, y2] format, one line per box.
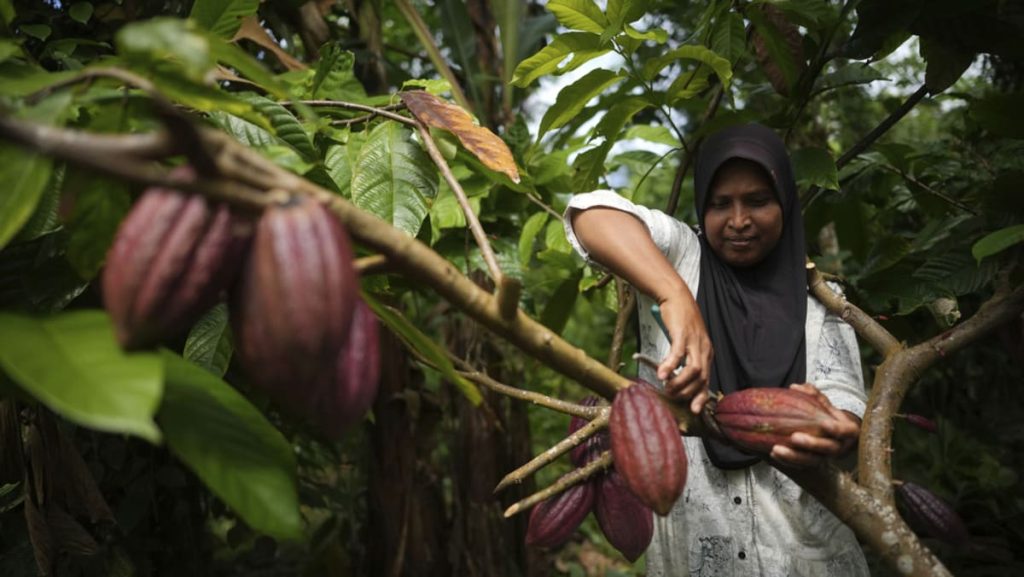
[609, 380, 687, 516]
[595, 468, 653, 562]
[232, 197, 359, 406]
[567, 396, 608, 467]
[713, 388, 834, 455]
[525, 481, 595, 549]
[315, 298, 381, 437]
[896, 481, 970, 547]
[102, 168, 251, 349]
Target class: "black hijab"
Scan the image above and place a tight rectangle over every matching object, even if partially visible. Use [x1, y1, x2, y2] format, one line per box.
[693, 124, 807, 469]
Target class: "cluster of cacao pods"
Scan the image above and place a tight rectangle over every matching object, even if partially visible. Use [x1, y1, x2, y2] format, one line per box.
[527, 382, 689, 562]
[102, 169, 380, 437]
[712, 387, 835, 455]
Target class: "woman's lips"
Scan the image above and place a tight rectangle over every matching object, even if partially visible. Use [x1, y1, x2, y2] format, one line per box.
[726, 237, 755, 247]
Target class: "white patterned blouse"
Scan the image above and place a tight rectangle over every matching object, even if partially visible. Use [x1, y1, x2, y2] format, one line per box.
[564, 190, 870, 577]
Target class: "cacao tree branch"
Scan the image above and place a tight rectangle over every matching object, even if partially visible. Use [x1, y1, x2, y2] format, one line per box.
[606, 280, 635, 370]
[859, 281, 1024, 503]
[450, 363, 602, 420]
[25, 66, 158, 104]
[284, 100, 416, 125]
[354, 255, 390, 275]
[807, 263, 902, 357]
[502, 451, 612, 518]
[493, 409, 609, 493]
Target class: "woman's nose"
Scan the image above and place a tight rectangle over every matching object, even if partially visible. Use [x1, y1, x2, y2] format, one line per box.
[728, 204, 751, 230]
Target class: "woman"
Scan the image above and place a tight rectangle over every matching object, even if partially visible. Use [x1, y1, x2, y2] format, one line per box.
[564, 124, 869, 576]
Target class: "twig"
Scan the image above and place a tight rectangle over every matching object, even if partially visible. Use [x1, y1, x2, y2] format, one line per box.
[666, 83, 725, 216]
[525, 191, 562, 220]
[807, 263, 902, 357]
[875, 163, 977, 215]
[452, 365, 601, 419]
[502, 451, 612, 518]
[414, 121, 505, 284]
[493, 409, 609, 493]
[354, 254, 390, 275]
[606, 280, 635, 370]
[25, 67, 157, 104]
[282, 100, 416, 125]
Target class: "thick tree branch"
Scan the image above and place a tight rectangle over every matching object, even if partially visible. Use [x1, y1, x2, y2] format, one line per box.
[807, 263, 902, 357]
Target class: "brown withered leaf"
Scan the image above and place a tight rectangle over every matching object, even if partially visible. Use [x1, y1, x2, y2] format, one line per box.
[233, 16, 307, 71]
[751, 5, 805, 96]
[399, 91, 521, 183]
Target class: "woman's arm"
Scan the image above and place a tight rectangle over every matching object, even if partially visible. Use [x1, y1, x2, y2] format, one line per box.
[570, 207, 712, 413]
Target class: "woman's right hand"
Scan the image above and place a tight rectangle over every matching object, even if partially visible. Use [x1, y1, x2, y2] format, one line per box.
[656, 292, 713, 414]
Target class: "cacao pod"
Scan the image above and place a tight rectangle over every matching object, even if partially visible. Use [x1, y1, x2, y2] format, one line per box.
[896, 481, 970, 547]
[525, 481, 595, 549]
[609, 380, 687, 516]
[713, 388, 834, 455]
[567, 396, 608, 467]
[595, 468, 653, 562]
[315, 298, 381, 437]
[903, 413, 938, 433]
[232, 197, 359, 406]
[102, 168, 251, 349]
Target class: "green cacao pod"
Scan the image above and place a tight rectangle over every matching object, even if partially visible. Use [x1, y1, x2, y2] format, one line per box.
[609, 380, 687, 516]
[314, 298, 381, 437]
[713, 388, 833, 455]
[595, 468, 653, 562]
[896, 482, 970, 547]
[525, 481, 595, 549]
[102, 168, 252, 349]
[232, 197, 358, 407]
[567, 396, 608, 467]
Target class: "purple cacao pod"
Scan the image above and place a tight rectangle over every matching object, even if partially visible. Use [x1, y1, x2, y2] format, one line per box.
[595, 468, 654, 562]
[316, 298, 381, 437]
[567, 396, 608, 466]
[525, 481, 595, 549]
[714, 388, 834, 455]
[896, 482, 970, 547]
[609, 380, 687, 516]
[232, 197, 359, 407]
[102, 167, 251, 349]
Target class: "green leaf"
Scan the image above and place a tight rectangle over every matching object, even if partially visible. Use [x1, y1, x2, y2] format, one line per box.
[183, 305, 234, 377]
[14, 164, 64, 243]
[361, 293, 482, 405]
[540, 273, 581, 334]
[746, 7, 800, 92]
[711, 12, 746, 63]
[972, 224, 1024, 262]
[624, 125, 679, 147]
[65, 175, 131, 280]
[971, 93, 1024, 139]
[544, 219, 573, 254]
[539, 68, 622, 137]
[791, 148, 839, 191]
[0, 38, 20, 63]
[621, 23, 668, 44]
[511, 32, 609, 87]
[19, 24, 51, 41]
[519, 212, 549, 266]
[919, 35, 973, 94]
[595, 97, 648, 140]
[68, 2, 93, 24]
[116, 18, 212, 82]
[351, 123, 438, 237]
[324, 143, 353, 197]
[159, 351, 300, 540]
[189, 0, 259, 39]
[764, 0, 837, 28]
[211, 111, 276, 148]
[0, 232, 90, 314]
[548, 0, 609, 34]
[0, 143, 52, 251]
[429, 185, 480, 245]
[0, 311, 162, 442]
[206, 34, 290, 99]
[860, 235, 911, 278]
[643, 45, 731, 87]
[812, 63, 887, 95]
[572, 141, 613, 191]
[310, 43, 368, 101]
[235, 92, 318, 161]
[0, 0, 13, 26]
[607, 0, 648, 29]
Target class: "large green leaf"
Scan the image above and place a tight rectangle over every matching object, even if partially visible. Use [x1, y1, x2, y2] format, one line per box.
[189, 0, 259, 38]
[519, 212, 549, 266]
[511, 32, 609, 87]
[159, 351, 300, 540]
[183, 304, 234, 377]
[0, 311, 162, 442]
[235, 92, 318, 161]
[361, 293, 481, 404]
[540, 272, 581, 334]
[350, 122, 438, 237]
[791, 147, 839, 190]
[539, 68, 622, 137]
[309, 43, 368, 101]
[972, 224, 1024, 262]
[116, 18, 213, 82]
[206, 34, 290, 99]
[0, 143, 51, 251]
[572, 141, 613, 190]
[919, 35, 973, 94]
[711, 11, 746, 63]
[643, 45, 732, 86]
[65, 173, 131, 280]
[548, 0, 608, 34]
[607, 0, 648, 30]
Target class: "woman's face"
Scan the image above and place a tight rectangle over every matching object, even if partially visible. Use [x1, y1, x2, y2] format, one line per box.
[703, 158, 784, 267]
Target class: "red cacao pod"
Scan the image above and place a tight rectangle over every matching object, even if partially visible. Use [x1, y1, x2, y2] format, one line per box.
[525, 481, 595, 549]
[315, 298, 381, 437]
[713, 388, 834, 455]
[595, 468, 653, 562]
[102, 169, 251, 349]
[567, 396, 608, 467]
[896, 482, 970, 547]
[609, 380, 687, 516]
[232, 197, 358, 406]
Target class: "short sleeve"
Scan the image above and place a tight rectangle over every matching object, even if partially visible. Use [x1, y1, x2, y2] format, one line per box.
[563, 189, 700, 269]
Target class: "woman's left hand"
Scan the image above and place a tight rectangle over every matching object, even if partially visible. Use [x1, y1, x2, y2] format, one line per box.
[769, 383, 861, 468]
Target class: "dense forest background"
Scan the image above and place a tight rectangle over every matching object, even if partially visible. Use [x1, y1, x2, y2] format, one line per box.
[0, 1, 1022, 576]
